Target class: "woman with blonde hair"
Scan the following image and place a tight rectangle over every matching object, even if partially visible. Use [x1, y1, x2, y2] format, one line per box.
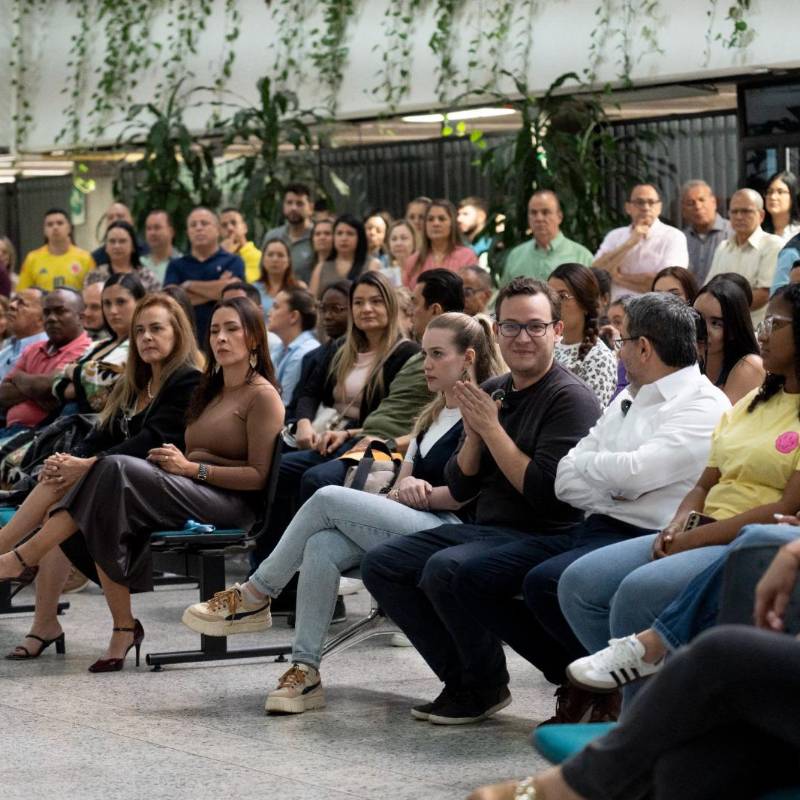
[183, 311, 504, 714]
[0, 235, 17, 298]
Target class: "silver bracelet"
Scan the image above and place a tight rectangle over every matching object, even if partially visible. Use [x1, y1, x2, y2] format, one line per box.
[196, 463, 209, 482]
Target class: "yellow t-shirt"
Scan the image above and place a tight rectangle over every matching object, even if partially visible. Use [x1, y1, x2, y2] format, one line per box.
[704, 387, 800, 519]
[239, 241, 263, 284]
[18, 244, 94, 291]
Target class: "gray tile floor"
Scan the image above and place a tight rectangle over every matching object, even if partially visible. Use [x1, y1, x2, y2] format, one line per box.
[0, 561, 552, 800]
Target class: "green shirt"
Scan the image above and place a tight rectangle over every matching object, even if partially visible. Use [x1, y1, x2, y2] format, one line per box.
[361, 353, 434, 438]
[501, 233, 593, 285]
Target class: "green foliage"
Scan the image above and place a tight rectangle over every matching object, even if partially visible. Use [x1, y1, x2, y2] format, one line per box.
[309, 0, 356, 111]
[429, 0, 465, 102]
[372, 0, 424, 111]
[705, 0, 754, 56]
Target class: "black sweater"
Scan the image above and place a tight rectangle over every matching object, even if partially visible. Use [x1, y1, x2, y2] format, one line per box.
[294, 338, 419, 425]
[444, 362, 601, 533]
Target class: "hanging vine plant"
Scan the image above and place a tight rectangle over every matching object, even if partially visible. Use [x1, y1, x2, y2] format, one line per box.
[704, 0, 755, 64]
[270, 0, 315, 91]
[371, 0, 424, 111]
[308, 0, 356, 111]
[429, 0, 466, 102]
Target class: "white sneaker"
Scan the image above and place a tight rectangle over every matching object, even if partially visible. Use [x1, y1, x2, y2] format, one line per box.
[567, 634, 663, 692]
[181, 584, 271, 637]
[338, 576, 363, 595]
[265, 663, 326, 714]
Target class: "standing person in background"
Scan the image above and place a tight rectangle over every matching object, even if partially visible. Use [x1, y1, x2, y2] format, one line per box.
[84, 221, 161, 293]
[651, 266, 699, 305]
[164, 207, 244, 342]
[365, 211, 392, 267]
[262, 184, 315, 284]
[773, 231, 800, 293]
[309, 219, 334, 287]
[220, 207, 262, 284]
[501, 191, 593, 286]
[0, 290, 47, 381]
[140, 210, 181, 286]
[459, 266, 493, 317]
[256, 239, 303, 315]
[680, 180, 729, 285]
[705, 188, 783, 326]
[594, 184, 689, 298]
[0, 236, 17, 297]
[80, 282, 106, 340]
[457, 197, 493, 259]
[90, 202, 147, 268]
[384, 220, 419, 287]
[403, 200, 474, 290]
[310, 214, 381, 298]
[763, 171, 800, 242]
[405, 196, 432, 237]
[18, 209, 94, 292]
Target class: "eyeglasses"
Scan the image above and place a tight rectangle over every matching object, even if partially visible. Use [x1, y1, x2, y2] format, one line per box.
[729, 208, 758, 217]
[463, 287, 482, 297]
[756, 314, 793, 338]
[612, 336, 638, 351]
[498, 320, 555, 338]
[630, 199, 660, 208]
[766, 188, 791, 196]
[319, 303, 347, 314]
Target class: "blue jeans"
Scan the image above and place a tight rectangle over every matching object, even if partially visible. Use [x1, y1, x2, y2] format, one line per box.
[653, 524, 800, 650]
[249, 485, 459, 669]
[558, 533, 728, 655]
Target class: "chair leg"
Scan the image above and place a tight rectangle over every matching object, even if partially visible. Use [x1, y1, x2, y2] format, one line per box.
[321, 602, 400, 660]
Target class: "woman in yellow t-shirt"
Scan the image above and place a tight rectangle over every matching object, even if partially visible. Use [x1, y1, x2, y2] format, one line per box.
[555, 283, 800, 701]
[17, 208, 94, 291]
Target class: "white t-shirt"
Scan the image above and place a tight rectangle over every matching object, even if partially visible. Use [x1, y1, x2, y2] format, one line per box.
[405, 406, 463, 462]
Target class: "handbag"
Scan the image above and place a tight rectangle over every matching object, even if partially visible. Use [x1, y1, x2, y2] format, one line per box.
[342, 440, 402, 495]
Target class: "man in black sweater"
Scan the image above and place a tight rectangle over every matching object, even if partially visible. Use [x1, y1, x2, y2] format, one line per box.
[361, 277, 601, 725]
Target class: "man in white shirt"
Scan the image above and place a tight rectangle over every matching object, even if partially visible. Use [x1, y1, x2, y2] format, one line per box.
[0, 289, 47, 381]
[705, 188, 783, 326]
[594, 184, 689, 299]
[453, 293, 729, 726]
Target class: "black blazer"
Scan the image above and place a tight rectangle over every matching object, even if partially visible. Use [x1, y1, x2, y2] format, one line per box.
[75, 365, 202, 459]
[294, 338, 419, 425]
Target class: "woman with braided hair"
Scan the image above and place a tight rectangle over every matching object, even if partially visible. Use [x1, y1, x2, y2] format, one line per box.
[549, 263, 617, 407]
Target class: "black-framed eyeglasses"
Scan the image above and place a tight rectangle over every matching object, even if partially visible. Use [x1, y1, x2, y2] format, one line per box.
[612, 336, 638, 351]
[498, 320, 556, 338]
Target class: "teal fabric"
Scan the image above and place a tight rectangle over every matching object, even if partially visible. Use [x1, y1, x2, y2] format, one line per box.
[152, 527, 244, 538]
[0, 506, 17, 525]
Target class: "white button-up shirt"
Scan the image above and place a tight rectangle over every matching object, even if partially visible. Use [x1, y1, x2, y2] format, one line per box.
[555, 364, 731, 530]
[705, 227, 784, 326]
[595, 219, 689, 300]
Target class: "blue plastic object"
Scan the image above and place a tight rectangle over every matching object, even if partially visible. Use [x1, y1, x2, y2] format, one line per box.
[153, 527, 244, 538]
[183, 519, 216, 533]
[0, 506, 17, 525]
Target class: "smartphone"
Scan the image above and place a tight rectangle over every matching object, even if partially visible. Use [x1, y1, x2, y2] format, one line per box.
[683, 511, 716, 531]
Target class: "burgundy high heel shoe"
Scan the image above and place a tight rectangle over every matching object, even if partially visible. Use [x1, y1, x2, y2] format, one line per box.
[5, 548, 39, 600]
[88, 619, 144, 673]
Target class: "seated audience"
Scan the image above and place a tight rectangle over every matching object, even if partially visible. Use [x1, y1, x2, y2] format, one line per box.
[459, 265, 493, 316]
[364, 211, 391, 266]
[268, 288, 319, 407]
[161, 284, 198, 336]
[502, 190, 592, 285]
[361, 278, 602, 725]
[0, 235, 16, 297]
[0, 297, 282, 671]
[85, 220, 160, 293]
[81, 281, 107, 339]
[549, 263, 617, 407]
[256, 239, 303, 315]
[164, 207, 245, 341]
[0, 293, 203, 659]
[18, 209, 94, 292]
[403, 199, 474, 289]
[791, 259, 800, 284]
[309, 218, 334, 285]
[558, 284, 800, 712]
[594, 184, 689, 299]
[394, 287, 415, 339]
[651, 265, 698, 304]
[140, 209, 181, 285]
[592, 267, 612, 320]
[770, 230, 800, 293]
[457, 196, 493, 259]
[183, 311, 503, 713]
[680, 179, 728, 285]
[705, 188, 783, 325]
[0, 289, 92, 434]
[405, 196, 432, 236]
[90, 202, 146, 267]
[0, 297, 10, 345]
[221, 207, 262, 284]
[693, 277, 765, 404]
[386, 220, 419, 276]
[309, 214, 381, 298]
[261, 184, 315, 284]
[763, 170, 800, 241]
[0, 290, 47, 381]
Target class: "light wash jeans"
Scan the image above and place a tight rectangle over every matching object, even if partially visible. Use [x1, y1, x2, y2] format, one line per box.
[249, 484, 460, 669]
[558, 533, 727, 655]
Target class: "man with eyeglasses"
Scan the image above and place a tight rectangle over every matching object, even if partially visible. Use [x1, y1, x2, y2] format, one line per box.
[459, 265, 493, 316]
[362, 277, 601, 726]
[705, 188, 783, 326]
[594, 184, 689, 300]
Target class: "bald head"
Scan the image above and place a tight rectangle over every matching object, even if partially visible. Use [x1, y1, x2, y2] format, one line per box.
[106, 202, 134, 226]
[43, 288, 85, 346]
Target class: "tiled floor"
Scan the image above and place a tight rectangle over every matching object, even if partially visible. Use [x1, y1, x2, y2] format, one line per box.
[0, 560, 553, 800]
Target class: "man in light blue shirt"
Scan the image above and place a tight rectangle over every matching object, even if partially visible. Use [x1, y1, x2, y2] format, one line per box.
[0, 289, 48, 381]
[268, 288, 319, 407]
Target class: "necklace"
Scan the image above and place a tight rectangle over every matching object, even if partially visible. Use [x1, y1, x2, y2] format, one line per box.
[146, 379, 154, 400]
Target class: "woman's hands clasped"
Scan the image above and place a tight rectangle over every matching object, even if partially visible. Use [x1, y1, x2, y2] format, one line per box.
[147, 443, 194, 478]
[40, 453, 95, 488]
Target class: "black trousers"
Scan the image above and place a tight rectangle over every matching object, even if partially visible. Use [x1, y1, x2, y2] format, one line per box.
[561, 626, 800, 800]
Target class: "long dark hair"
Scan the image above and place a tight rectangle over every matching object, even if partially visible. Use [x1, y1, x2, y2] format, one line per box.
[187, 297, 278, 421]
[549, 263, 600, 361]
[105, 220, 142, 267]
[695, 278, 759, 387]
[763, 170, 800, 234]
[330, 214, 369, 280]
[749, 283, 800, 418]
[101, 271, 146, 335]
[260, 238, 299, 292]
[652, 266, 699, 305]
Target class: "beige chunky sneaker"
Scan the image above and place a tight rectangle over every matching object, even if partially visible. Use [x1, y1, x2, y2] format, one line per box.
[181, 584, 271, 636]
[265, 663, 326, 714]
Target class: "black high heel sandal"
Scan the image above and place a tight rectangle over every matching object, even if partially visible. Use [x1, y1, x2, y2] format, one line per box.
[6, 632, 66, 660]
[88, 620, 144, 673]
[4, 548, 39, 600]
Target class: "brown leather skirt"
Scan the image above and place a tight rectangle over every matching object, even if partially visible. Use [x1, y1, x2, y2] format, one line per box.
[57, 454, 256, 593]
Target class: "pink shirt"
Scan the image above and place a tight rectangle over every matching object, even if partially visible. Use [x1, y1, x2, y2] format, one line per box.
[6, 332, 92, 427]
[402, 246, 476, 289]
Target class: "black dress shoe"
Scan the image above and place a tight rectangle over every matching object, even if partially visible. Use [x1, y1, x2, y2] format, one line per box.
[427, 684, 511, 725]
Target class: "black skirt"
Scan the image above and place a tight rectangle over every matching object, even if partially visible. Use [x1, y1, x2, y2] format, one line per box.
[57, 455, 256, 593]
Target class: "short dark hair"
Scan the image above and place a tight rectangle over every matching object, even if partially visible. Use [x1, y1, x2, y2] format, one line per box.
[220, 207, 245, 219]
[285, 183, 312, 200]
[495, 276, 561, 322]
[146, 209, 175, 228]
[417, 268, 465, 313]
[221, 280, 262, 307]
[792, 259, 800, 272]
[592, 267, 612, 297]
[321, 280, 352, 300]
[624, 292, 697, 368]
[459, 265, 492, 291]
[284, 288, 318, 331]
[458, 196, 488, 214]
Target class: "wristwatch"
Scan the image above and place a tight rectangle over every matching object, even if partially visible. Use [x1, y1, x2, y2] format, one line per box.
[197, 463, 209, 482]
